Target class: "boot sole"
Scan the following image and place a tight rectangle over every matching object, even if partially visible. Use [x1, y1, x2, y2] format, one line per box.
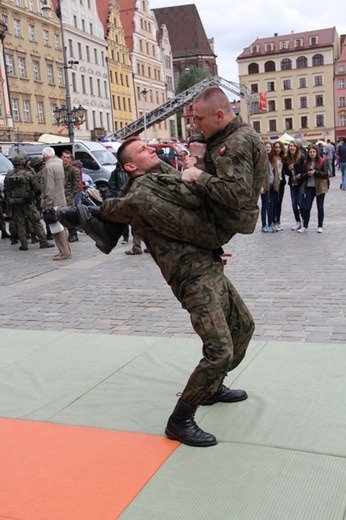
[165, 428, 217, 447]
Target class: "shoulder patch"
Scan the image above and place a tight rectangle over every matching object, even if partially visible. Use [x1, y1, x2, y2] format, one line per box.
[219, 145, 227, 156]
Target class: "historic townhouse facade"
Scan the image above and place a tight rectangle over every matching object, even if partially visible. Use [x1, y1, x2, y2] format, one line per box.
[103, 0, 134, 134]
[1, 0, 64, 141]
[118, 0, 172, 142]
[237, 28, 340, 143]
[334, 35, 346, 141]
[51, 0, 112, 140]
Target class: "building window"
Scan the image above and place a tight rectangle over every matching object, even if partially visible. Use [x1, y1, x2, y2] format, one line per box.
[89, 77, 93, 95]
[54, 34, 60, 50]
[104, 81, 107, 98]
[284, 98, 292, 110]
[338, 79, 345, 89]
[264, 61, 275, 72]
[46, 63, 53, 84]
[11, 99, 20, 121]
[23, 100, 31, 122]
[253, 121, 261, 133]
[283, 79, 291, 90]
[295, 38, 303, 48]
[251, 45, 259, 54]
[18, 57, 26, 78]
[37, 101, 44, 123]
[14, 20, 21, 38]
[285, 118, 293, 130]
[279, 40, 288, 49]
[300, 96, 308, 108]
[316, 115, 324, 127]
[339, 65, 345, 73]
[51, 103, 57, 124]
[94, 48, 98, 64]
[82, 19, 85, 31]
[43, 29, 49, 46]
[314, 75, 323, 86]
[301, 116, 308, 128]
[71, 72, 76, 91]
[248, 63, 259, 74]
[265, 43, 273, 52]
[5, 54, 14, 75]
[299, 77, 307, 88]
[97, 79, 101, 97]
[29, 0, 35, 11]
[29, 25, 35, 42]
[310, 36, 318, 46]
[296, 56, 308, 68]
[268, 100, 276, 112]
[315, 95, 323, 107]
[312, 54, 323, 66]
[86, 46, 90, 62]
[78, 43, 82, 60]
[81, 75, 86, 93]
[57, 67, 64, 86]
[267, 81, 275, 91]
[340, 97, 346, 107]
[90, 23, 93, 35]
[281, 58, 292, 70]
[250, 84, 258, 93]
[69, 39, 73, 57]
[340, 115, 346, 126]
[269, 119, 277, 132]
[33, 60, 40, 81]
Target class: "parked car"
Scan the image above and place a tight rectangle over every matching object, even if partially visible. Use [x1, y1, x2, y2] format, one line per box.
[156, 143, 189, 168]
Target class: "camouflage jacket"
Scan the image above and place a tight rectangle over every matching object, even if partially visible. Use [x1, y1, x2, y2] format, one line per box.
[64, 164, 81, 205]
[194, 116, 268, 234]
[4, 167, 39, 205]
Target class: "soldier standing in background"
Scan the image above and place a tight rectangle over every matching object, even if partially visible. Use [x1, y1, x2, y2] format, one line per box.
[30, 156, 53, 241]
[3, 155, 54, 251]
[61, 150, 81, 243]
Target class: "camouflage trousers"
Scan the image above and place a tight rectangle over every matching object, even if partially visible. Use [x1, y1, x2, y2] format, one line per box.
[170, 250, 254, 406]
[10, 203, 47, 247]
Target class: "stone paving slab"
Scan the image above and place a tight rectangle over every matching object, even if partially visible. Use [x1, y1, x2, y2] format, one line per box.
[0, 178, 345, 342]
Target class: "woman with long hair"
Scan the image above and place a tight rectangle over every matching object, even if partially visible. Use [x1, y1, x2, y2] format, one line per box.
[260, 141, 280, 233]
[299, 144, 329, 233]
[283, 140, 305, 230]
[272, 141, 286, 230]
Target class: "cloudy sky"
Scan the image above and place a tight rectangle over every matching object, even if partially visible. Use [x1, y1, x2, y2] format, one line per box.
[150, 0, 345, 81]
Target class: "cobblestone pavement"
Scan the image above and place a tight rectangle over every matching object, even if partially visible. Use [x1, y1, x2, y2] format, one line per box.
[0, 177, 345, 343]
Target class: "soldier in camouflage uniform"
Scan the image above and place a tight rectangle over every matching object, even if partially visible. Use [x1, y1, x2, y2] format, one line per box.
[3, 155, 54, 251]
[62, 150, 81, 242]
[59, 88, 267, 447]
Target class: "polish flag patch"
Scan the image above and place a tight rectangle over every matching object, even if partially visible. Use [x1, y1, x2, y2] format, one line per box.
[219, 146, 227, 156]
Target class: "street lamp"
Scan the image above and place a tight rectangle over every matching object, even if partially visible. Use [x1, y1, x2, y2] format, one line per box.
[42, 0, 86, 142]
[139, 88, 150, 143]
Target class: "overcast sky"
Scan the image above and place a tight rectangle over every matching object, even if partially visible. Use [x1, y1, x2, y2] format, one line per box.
[150, 0, 345, 82]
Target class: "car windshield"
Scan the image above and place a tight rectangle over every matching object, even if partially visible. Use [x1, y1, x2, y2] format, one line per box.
[0, 153, 12, 174]
[92, 150, 117, 166]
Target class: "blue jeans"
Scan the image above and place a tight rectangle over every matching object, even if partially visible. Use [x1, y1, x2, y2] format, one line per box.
[268, 186, 278, 227]
[340, 162, 346, 188]
[260, 191, 269, 227]
[302, 187, 325, 228]
[274, 182, 285, 224]
[290, 184, 303, 222]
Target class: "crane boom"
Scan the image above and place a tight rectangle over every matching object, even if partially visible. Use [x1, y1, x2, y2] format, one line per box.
[108, 75, 259, 141]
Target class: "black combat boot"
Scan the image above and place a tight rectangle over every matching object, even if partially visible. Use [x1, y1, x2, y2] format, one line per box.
[76, 204, 126, 255]
[31, 233, 39, 244]
[1, 230, 11, 239]
[165, 398, 217, 447]
[201, 385, 248, 406]
[57, 206, 80, 229]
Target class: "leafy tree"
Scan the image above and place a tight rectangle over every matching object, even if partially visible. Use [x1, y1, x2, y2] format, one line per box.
[175, 66, 209, 139]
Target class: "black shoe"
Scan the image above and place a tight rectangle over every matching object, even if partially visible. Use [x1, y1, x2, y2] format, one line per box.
[40, 242, 55, 249]
[125, 249, 142, 255]
[165, 398, 217, 447]
[31, 234, 39, 244]
[46, 233, 54, 241]
[1, 230, 11, 239]
[57, 206, 80, 229]
[19, 245, 28, 251]
[11, 239, 19, 245]
[76, 204, 126, 255]
[201, 385, 248, 406]
[68, 234, 79, 243]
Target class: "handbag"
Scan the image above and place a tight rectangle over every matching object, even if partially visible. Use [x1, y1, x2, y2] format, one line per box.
[42, 208, 58, 225]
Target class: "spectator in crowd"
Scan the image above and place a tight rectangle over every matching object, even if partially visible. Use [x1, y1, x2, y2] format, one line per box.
[324, 139, 335, 178]
[337, 137, 346, 190]
[272, 141, 286, 230]
[299, 144, 329, 233]
[61, 150, 81, 242]
[283, 140, 305, 231]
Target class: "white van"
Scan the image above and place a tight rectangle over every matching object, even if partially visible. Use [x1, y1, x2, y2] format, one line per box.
[8, 141, 117, 190]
